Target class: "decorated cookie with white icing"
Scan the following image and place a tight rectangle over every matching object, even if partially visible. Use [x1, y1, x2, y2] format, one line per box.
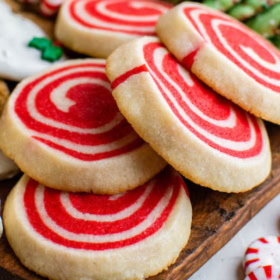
[0, 59, 165, 194]
[4, 168, 192, 280]
[55, 0, 172, 58]
[244, 236, 280, 275]
[0, 1, 63, 81]
[157, 3, 280, 125]
[106, 37, 271, 193]
[244, 266, 280, 280]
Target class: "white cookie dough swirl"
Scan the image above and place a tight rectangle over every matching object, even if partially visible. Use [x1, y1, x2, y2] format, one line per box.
[3, 168, 192, 280]
[0, 59, 166, 193]
[12, 60, 142, 161]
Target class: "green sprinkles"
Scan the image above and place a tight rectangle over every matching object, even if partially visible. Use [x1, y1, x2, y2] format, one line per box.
[28, 37, 63, 62]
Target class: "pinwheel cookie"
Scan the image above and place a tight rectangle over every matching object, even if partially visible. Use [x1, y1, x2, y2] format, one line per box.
[0, 59, 166, 194]
[55, 0, 172, 58]
[157, 3, 280, 125]
[106, 37, 271, 193]
[4, 167, 192, 280]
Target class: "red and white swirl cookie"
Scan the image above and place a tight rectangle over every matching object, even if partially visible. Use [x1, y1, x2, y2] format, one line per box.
[106, 37, 271, 192]
[244, 266, 280, 280]
[55, 0, 172, 58]
[3, 168, 192, 280]
[40, 0, 64, 16]
[244, 236, 280, 275]
[0, 59, 166, 194]
[157, 3, 280, 124]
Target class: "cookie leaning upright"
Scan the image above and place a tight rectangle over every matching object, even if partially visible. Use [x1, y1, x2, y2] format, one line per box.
[106, 37, 271, 193]
[4, 167, 192, 280]
[0, 59, 166, 194]
[55, 0, 172, 58]
[156, 3, 280, 125]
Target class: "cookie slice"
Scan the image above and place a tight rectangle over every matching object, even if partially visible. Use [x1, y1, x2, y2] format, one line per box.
[4, 167, 192, 280]
[55, 0, 172, 58]
[0, 59, 166, 194]
[106, 37, 271, 193]
[156, 3, 280, 125]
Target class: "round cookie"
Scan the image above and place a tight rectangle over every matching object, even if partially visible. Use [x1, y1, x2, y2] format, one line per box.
[41, 0, 64, 16]
[3, 168, 192, 280]
[0, 1, 64, 81]
[244, 266, 280, 280]
[244, 236, 280, 275]
[156, 2, 280, 125]
[55, 0, 172, 58]
[106, 37, 271, 193]
[0, 59, 166, 194]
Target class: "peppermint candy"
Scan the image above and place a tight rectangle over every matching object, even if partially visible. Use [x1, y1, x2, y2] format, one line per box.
[245, 266, 280, 280]
[244, 236, 280, 275]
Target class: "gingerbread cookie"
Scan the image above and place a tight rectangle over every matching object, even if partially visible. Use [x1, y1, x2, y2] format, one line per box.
[4, 168, 192, 280]
[0, 1, 64, 81]
[106, 37, 271, 192]
[244, 236, 280, 275]
[0, 59, 166, 193]
[157, 3, 280, 124]
[55, 0, 172, 58]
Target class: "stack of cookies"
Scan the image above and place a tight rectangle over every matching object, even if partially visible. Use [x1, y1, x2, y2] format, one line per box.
[0, 0, 278, 279]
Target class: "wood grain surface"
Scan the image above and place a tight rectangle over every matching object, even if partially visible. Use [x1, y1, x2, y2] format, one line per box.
[1, 1, 280, 279]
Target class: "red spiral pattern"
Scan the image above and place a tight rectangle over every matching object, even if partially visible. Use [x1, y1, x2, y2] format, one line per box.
[244, 236, 280, 275]
[12, 60, 144, 161]
[112, 40, 264, 158]
[66, 0, 171, 35]
[182, 3, 280, 93]
[40, 0, 64, 16]
[23, 168, 188, 250]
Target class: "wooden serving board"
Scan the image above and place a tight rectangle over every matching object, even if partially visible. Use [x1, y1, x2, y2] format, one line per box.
[1, 1, 280, 279]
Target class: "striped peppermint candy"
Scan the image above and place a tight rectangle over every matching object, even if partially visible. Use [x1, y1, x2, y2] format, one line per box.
[11, 59, 143, 162]
[64, 0, 171, 36]
[40, 0, 64, 16]
[244, 236, 280, 275]
[112, 39, 266, 159]
[3, 168, 192, 279]
[245, 266, 280, 280]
